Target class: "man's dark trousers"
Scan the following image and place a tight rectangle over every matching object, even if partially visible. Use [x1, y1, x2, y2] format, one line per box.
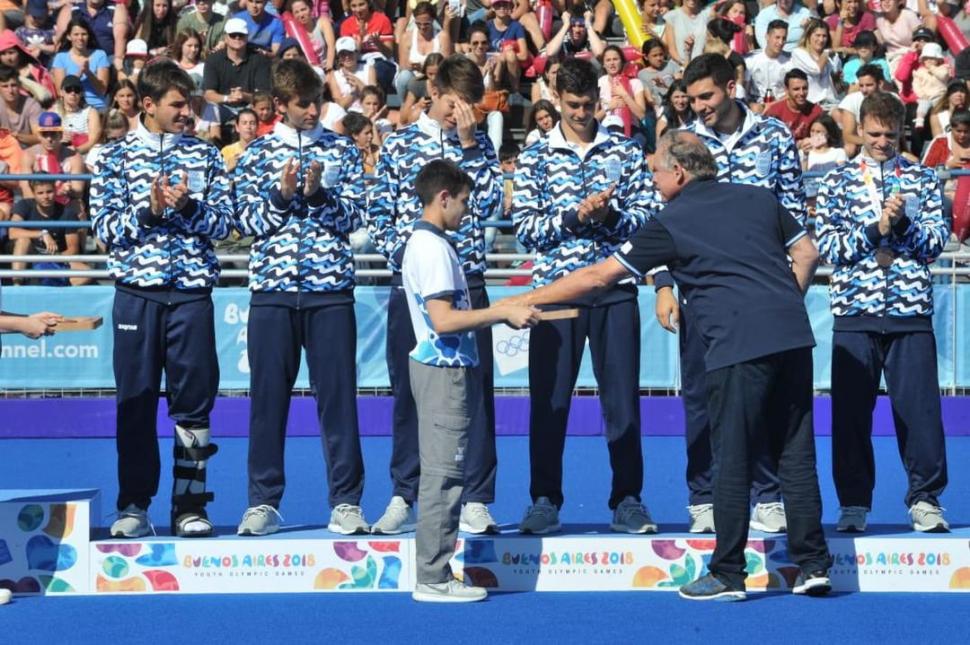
[528, 297, 642, 510]
[386, 276, 496, 504]
[681, 302, 782, 505]
[705, 347, 830, 588]
[831, 330, 947, 509]
[113, 288, 219, 511]
[247, 302, 365, 509]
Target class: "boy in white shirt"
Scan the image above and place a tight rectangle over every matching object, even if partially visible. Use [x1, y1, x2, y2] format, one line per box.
[403, 159, 539, 603]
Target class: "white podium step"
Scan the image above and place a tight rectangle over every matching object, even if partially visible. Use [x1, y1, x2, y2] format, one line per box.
[2, 490, 969, 596]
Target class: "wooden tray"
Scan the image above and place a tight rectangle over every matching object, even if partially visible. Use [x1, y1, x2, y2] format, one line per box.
[537, 308, 580, 321]
[53, 316, 103, 331]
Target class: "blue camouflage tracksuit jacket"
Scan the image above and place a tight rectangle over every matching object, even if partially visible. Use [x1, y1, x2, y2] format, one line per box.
[231, 121, 364, 299]
[90, 119, 232, 288]
[365, 112, 502, 277]
[512, 123, 661, 287]
[814, 155, 947, 331]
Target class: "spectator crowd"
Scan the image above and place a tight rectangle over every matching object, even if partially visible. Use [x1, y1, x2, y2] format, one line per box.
[1, 0, 969, 284]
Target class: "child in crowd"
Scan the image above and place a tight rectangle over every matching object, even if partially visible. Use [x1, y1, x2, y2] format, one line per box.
[840, 31, 890, 89]
[638, 38, 681, 113]
[343, 111, 379, 174]
[85, 109, 130, 172]
[403, 158, 539, 603]
[525, 98, 558, 145]
[123, 39, 149, 81]
[913, 43, 951, 130]
[16, 0, 56, 66]
[802, 114, 847, 174]
[252, 91, 279, 136]
[221, 108, 259, 172]
[499, 140, 518, 219]
[359, 84, 393, 145]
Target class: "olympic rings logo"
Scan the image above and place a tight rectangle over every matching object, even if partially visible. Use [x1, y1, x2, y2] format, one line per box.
[496, 331, 530, 357]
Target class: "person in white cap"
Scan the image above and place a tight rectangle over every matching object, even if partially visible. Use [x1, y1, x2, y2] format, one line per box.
[201, 16, 272, 123]
[328, 36, 375, 113]
[913, 42, 951, 129]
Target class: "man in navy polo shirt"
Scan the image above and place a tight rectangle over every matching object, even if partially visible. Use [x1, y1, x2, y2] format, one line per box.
[502, 131, 831, 601]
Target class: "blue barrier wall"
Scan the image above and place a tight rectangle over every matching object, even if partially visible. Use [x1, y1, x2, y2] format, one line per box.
[0, 285, 964, 390]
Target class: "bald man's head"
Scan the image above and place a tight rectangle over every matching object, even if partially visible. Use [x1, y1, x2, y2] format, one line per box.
[653, 131, 717, 200]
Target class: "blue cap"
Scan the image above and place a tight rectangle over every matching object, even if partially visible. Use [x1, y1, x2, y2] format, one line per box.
[37, 111, 62, 130]
[26, 0, 48, 18]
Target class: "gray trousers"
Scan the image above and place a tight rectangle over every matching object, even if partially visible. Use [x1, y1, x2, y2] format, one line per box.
[409, 359, 483, 584]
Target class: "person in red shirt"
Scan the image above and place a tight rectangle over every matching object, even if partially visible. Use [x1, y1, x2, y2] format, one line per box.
[764, 68, 823, 151]
[338, 0, 394, 94]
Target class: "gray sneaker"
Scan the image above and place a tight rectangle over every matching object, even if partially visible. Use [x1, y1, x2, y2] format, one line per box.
[459, 502, 499, 534]
[237, 505, 282, 536]
[688, 503, 715, 533]
[328, 504, 369, 535]
[110, 504, 152, 538]
[519, 497, 561, 535]
[412, 579, 487, 603]
[371, 496, 415, 535]
[750, 502, 787, 533]
[836, 506, 868, 533]
[611, 496, 658, 534]
[909, 501, 949, 533]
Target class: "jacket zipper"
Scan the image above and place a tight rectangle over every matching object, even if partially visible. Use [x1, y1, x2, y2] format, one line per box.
[878, 160, 891, 324]
[296, 129, 305, 308]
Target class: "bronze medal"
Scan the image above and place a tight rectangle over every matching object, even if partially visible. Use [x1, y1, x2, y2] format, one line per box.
[875, 248, 895, 268]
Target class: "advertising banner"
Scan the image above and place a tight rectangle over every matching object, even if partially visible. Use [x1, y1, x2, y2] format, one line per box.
[0, 286, 962, 390]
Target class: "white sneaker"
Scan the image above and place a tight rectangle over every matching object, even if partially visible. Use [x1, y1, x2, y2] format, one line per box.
[412, 578, 487, 603]
[610, 496, 658, 534]
[328, 504, 369, 535]
[459, 502, 499, 534]
[371, 496, 415, 535]
[909, 501, 949, 533]
[688, 503, 715, 533]
[518, 497, 561, 534]
[237, 505, 283, 536]
[750, 502, 787, 533]
[110, 504, 152, 539]
[836, 506, 868, 533]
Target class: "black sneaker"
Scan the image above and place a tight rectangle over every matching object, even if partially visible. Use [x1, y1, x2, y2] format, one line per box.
[679, 574, 747, 602]
[793, 570, 831, 596]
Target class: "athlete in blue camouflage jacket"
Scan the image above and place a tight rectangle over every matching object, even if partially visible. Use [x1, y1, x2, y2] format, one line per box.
[513, 123, 661, 287]
[365, 55, 504, 536]
[233, 109, 363, 297]
[814, 92, 950, 534]
[231, 59, 369, 538]
[655, 54, 808, 533]
[510, 58, 661, 536]
[367, 114, 500, 274]
[90, 60, 231, 540]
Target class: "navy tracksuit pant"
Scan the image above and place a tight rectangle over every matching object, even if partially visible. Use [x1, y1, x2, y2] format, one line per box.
[705, 347, 830, 588]
[112, 288, 219, 511]
[246, 301, 365, 509]
[831, 330, 948, 509]
[528, 295, 642, 510]
[386, 277, 496, 504]
[680, 303, 782, 506]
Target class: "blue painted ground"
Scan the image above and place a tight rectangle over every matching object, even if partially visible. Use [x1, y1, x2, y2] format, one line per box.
[1, 435, 968, 644]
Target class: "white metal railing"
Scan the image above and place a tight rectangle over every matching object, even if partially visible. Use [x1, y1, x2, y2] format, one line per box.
[1, 252, 969, 279]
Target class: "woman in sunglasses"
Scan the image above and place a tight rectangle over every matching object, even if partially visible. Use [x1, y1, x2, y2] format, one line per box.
[54, 74, 101, 154]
